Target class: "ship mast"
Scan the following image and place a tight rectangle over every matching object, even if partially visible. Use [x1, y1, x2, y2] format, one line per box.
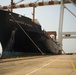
[32, 5, 36, 22]
[32, 0, 39, 22]
[11, 0, 13, 12]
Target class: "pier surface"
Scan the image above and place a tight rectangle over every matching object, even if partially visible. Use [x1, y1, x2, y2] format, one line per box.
[0, 54, 76, 75]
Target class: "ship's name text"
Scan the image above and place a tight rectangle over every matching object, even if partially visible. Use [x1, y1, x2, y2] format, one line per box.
[9, 19, 32, 27]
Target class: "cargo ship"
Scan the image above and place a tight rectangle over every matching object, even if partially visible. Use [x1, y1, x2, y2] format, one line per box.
[0, 9, 60, 58]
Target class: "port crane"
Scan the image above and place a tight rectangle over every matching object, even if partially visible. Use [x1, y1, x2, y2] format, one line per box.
[0, 0, 76, 9]
[0, 0, 76, 53]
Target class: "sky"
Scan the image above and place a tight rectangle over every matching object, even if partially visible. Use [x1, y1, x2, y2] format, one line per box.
[0, 0, 76, 54]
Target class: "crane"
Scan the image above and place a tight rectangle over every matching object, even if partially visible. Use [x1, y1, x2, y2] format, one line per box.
[0, 0, 76, 54]
[0, 0, 76, 10]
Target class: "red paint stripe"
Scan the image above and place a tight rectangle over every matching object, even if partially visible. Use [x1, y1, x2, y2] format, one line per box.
[12, 5, 16, 8]
[19, 4, 25, 7]
[48, 1, 54, 5]
[29, 3, 34, 7]
[38, 2, 44, 6]
[3, 6, 8, 9]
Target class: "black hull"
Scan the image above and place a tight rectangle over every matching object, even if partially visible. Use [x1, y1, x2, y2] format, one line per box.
[0, 10, 59, 58]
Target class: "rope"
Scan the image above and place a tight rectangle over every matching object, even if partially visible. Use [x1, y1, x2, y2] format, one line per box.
[9, 13, 44, 55]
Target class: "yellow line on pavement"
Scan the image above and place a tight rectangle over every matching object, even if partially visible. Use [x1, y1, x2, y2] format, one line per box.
[71, 61, 76, 73]
[26, 57, 59, 75]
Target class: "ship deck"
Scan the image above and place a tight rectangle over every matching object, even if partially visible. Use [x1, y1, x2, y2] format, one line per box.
[0, 54, 76, 75]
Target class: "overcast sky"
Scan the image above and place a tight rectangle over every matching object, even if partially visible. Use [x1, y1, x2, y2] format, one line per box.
[0, 0, 76, 54]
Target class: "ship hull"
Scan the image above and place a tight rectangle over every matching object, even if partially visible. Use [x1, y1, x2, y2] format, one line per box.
[0, 10, 59, 58]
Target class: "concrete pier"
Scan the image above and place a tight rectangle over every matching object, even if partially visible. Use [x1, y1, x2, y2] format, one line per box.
[0, 54, 76, 75]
